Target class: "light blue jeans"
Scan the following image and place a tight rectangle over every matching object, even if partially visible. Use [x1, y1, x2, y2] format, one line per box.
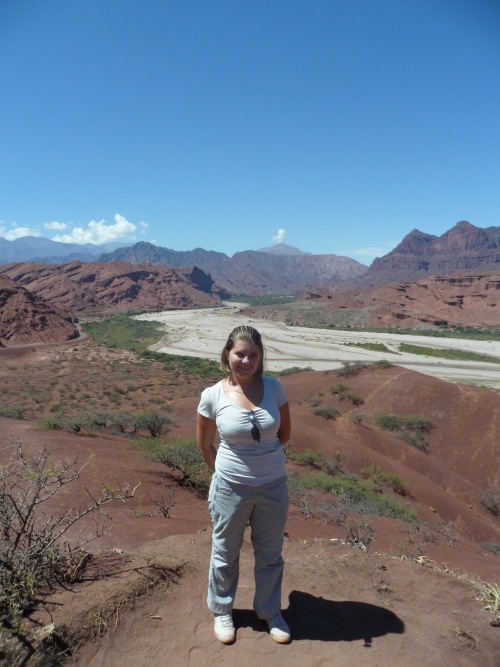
[207, 473, 289, 620]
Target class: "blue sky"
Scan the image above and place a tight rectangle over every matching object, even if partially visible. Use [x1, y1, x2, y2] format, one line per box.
[1, 0, 499, 265]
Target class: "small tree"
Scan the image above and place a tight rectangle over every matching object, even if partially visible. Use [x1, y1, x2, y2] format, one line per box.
[138, 409, 173, 438]
[0, 441, 139, 632]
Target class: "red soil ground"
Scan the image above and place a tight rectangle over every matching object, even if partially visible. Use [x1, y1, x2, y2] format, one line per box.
[1, 345, 499, 665]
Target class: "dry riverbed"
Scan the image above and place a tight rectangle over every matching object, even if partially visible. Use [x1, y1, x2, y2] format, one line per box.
[135, 303, 500, 391]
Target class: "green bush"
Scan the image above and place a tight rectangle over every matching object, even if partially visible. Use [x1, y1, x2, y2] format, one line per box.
[311, 406, 340, 420]
[39, 415, 64, 430]
[286, 447, 345, 475]
[372, 359, 394, 369]
[151, 438, 212, 496]
[387, 473, 408, 496]
[478, 489, 500, 517]
[137, 409, 173, 438]
[335, 361, 369, 377]
[399, 431, 429, 454]
[278, 366, 313, 376]
[372, 494, 418, 522]
[361, 466, 408, 496]
[375, 413, 405, 431]
[330, 383, 364, 406]
[0, 405, 27, 420]
[374, 412, 433, 454]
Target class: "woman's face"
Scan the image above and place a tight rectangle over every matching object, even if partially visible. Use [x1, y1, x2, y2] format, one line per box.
[226, 339, 261, 380]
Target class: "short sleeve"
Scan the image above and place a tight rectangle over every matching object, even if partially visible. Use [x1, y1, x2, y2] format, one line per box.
[197, 385, 216, 419]
[273, 377, 288, 408]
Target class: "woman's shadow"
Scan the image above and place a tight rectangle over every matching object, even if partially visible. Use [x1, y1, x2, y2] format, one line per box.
[234, 590, 404, 647]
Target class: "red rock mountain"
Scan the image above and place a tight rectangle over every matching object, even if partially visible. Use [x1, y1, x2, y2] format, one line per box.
[1, 261, 228, 314]
[309, 273, 500, 329]
[243, 273, 500, 329]
[0, 273, 78, 346]
[361, 221, 500, 286]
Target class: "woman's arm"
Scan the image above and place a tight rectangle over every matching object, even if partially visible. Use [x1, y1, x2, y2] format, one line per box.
[277, 402, 291, 446]
[197, 412, 218, 471]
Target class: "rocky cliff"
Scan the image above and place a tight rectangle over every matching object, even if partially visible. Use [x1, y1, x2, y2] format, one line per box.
[1, 261, 228, 314]
[362, 221, 500, 286]
[0, 274, 78, 346]
[243, 273, 500, 330]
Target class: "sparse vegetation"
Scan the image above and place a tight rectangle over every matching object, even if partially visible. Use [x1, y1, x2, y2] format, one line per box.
[474, 581, 500, 623]
[325, 324, 500, 342]
[374, 413, 433, 453]
[226, 294, 299, 307]
[345, 342, 397, 354]
[361, 465, 408, 495]
[277, 365, 313, 376]
[83, 314, 223, 380]
[137, 438, 212, 497]
[287, 470, 417, 523]
[285, 444, 417, 525]
[478, 489, 500, 517]
[372, 359, 394, 369]
[136, 409, 173, 438]
[399, 343, 500, 364]
[311, 406, 340, 420]
[0, 405, 27, 420]
[335, 361, 369, 377]
[286, 447, 345, 475]
[330, 383, 364, 406]
[481, 543, 500, 557]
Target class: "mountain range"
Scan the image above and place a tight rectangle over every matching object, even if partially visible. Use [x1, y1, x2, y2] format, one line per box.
[1, 220, 500, 345]
[2, 221, 499, 294]
[0, 236, 130, 264]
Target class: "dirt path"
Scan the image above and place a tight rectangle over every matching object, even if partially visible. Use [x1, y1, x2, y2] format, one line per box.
[72, 530, 500, 667]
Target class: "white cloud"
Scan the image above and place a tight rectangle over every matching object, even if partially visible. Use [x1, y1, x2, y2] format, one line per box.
[52, 213, 137, 245]
[272, 228, 286, 243]
[139, 221, 148, 234]
[44, 221, 67, 231]
[0, 222, 40, 240]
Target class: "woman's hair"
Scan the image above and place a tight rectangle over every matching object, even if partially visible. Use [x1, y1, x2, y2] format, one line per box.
[220, 325, 265, 376]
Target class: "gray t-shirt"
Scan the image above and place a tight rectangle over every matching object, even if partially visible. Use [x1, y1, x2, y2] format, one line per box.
[197, 375, 288, 485]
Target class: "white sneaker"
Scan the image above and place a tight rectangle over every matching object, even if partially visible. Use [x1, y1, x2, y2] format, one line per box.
[267, 612, 291, 643]
[214, 613, 236, 644]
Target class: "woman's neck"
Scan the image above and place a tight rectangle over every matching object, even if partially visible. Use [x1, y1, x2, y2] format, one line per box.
[226, 375, 260, 390]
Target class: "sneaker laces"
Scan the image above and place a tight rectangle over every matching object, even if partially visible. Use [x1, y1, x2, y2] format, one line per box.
[217, 613, 233, 628]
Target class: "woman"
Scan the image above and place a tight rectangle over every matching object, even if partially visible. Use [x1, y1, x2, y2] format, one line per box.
[197, 325, 291, 644]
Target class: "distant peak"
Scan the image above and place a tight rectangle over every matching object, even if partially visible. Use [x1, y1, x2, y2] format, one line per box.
[451, 220, 475, 230]
[258, 243, 313, 256]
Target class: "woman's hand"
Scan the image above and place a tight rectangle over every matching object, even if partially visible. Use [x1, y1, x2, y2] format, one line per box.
[277, 402, 291, 446]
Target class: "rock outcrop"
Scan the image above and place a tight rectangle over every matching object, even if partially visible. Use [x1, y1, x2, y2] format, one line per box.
[0, 274, 78, 346]
[243, 273, 500, 330]
[1, 261, 229, 314]
[310, 273, 500, 328]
